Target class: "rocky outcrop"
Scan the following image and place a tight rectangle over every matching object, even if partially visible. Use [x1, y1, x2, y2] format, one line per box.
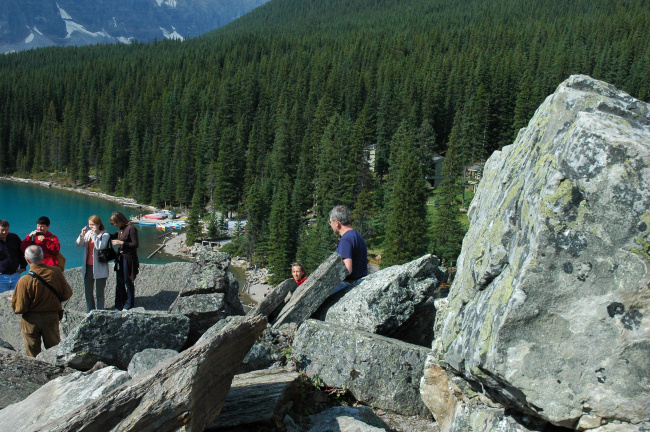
[0, 347, 72, 410]
[45, 310, 190, 370]
[324, 255, 445, 346]
[207, 368, 302, 430]
[127, 348, 179, 378]
[0, 365, 130, 432]
[294, 319, 432, 417]
[169, 250, 245, 345]
[424, 76, 650, 430]
[273, 252, 348, 328]
[37, 314, 267, 432]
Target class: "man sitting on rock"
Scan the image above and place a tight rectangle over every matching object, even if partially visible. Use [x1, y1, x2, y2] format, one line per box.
[11, 245, 72, 357]
[329, 205, 367, 293]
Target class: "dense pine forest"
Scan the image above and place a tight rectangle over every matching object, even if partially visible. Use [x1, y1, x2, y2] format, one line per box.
[1, 0, 648, 280]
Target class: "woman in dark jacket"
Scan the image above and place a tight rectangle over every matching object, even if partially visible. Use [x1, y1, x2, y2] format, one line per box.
[109, 211, 139, 310]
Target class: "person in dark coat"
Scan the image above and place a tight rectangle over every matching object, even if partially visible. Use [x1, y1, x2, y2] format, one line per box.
[109, 211, 139, 310]
[0, 219, 27, 293]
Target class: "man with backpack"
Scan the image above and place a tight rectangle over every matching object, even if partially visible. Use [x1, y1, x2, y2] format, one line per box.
[11, 245, 72, 357]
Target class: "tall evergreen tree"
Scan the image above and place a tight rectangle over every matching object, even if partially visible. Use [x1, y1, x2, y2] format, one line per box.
[381, 121, 428, 267]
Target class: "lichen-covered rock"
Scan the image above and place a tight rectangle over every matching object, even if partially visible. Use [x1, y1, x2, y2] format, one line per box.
[324, 255, 444, 346]
[294, 319, 431, 417]
[0, 366, 130, 432]
[49, 310, 190, 370]
[127, 348, 179, 378]
[427, 75, 650, 428]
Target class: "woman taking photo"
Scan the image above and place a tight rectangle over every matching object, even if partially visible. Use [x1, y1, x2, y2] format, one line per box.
[76, 215, 110, 313]
[109, 211, 139, 311]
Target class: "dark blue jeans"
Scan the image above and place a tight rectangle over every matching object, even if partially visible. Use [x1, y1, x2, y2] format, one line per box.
[115, 256, 135, 310]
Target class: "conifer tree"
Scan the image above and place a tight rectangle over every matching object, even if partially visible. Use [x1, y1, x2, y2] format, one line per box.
[267, 177, 296, 284]
[185, 183, 205, 246]
[381, 121, 428, 267]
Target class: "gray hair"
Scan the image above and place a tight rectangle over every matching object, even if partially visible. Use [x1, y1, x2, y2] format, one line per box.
[329, 205, 351, 225]
[25, 245, 44, 264]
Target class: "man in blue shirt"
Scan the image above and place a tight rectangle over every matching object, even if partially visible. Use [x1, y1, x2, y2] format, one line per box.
[329, 205, 367, 285]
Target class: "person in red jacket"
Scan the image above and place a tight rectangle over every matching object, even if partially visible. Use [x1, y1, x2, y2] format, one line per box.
[21, 216, 61, 268]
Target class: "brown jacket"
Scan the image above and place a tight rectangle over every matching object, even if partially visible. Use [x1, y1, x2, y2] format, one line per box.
[11, 264, 72, 314]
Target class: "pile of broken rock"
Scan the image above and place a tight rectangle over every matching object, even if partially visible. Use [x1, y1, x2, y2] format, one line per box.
[0, 75, 649, 432]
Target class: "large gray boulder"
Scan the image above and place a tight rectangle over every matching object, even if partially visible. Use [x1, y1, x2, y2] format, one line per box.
[0, 366, 130, 432]
[294, 319, 432, 417]
[324, 255, 444, 345]
[38, 314, 267, 432]
[46, 309, 190, 370]
[425, 76, 650, 429]
[273, 252, 348, 328]
[0, 347, 72, 410]
[169, 250, 245, 345]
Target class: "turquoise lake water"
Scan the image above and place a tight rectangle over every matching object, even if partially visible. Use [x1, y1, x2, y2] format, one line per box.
[0, 180, 187, 269]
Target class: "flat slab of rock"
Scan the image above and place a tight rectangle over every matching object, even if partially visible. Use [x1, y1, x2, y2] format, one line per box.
[0, 347, 72, 409]
[324, 255, 444, 344]
[207, 368, 301, 430]
[307, 406, 390, 432]
[272, 252, 348, 328]
[39, 314, 267, 432]
[48, 310, 190, 370]
[293, 319, 431, 417]
[428, 75, 650, 428]
[0, 366, 130, 432]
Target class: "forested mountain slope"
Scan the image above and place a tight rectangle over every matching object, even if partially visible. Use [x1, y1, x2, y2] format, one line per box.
[0, 0, 648, 276]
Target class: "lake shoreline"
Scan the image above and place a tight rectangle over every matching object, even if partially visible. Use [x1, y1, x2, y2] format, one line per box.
[0, 176, 158, 212]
